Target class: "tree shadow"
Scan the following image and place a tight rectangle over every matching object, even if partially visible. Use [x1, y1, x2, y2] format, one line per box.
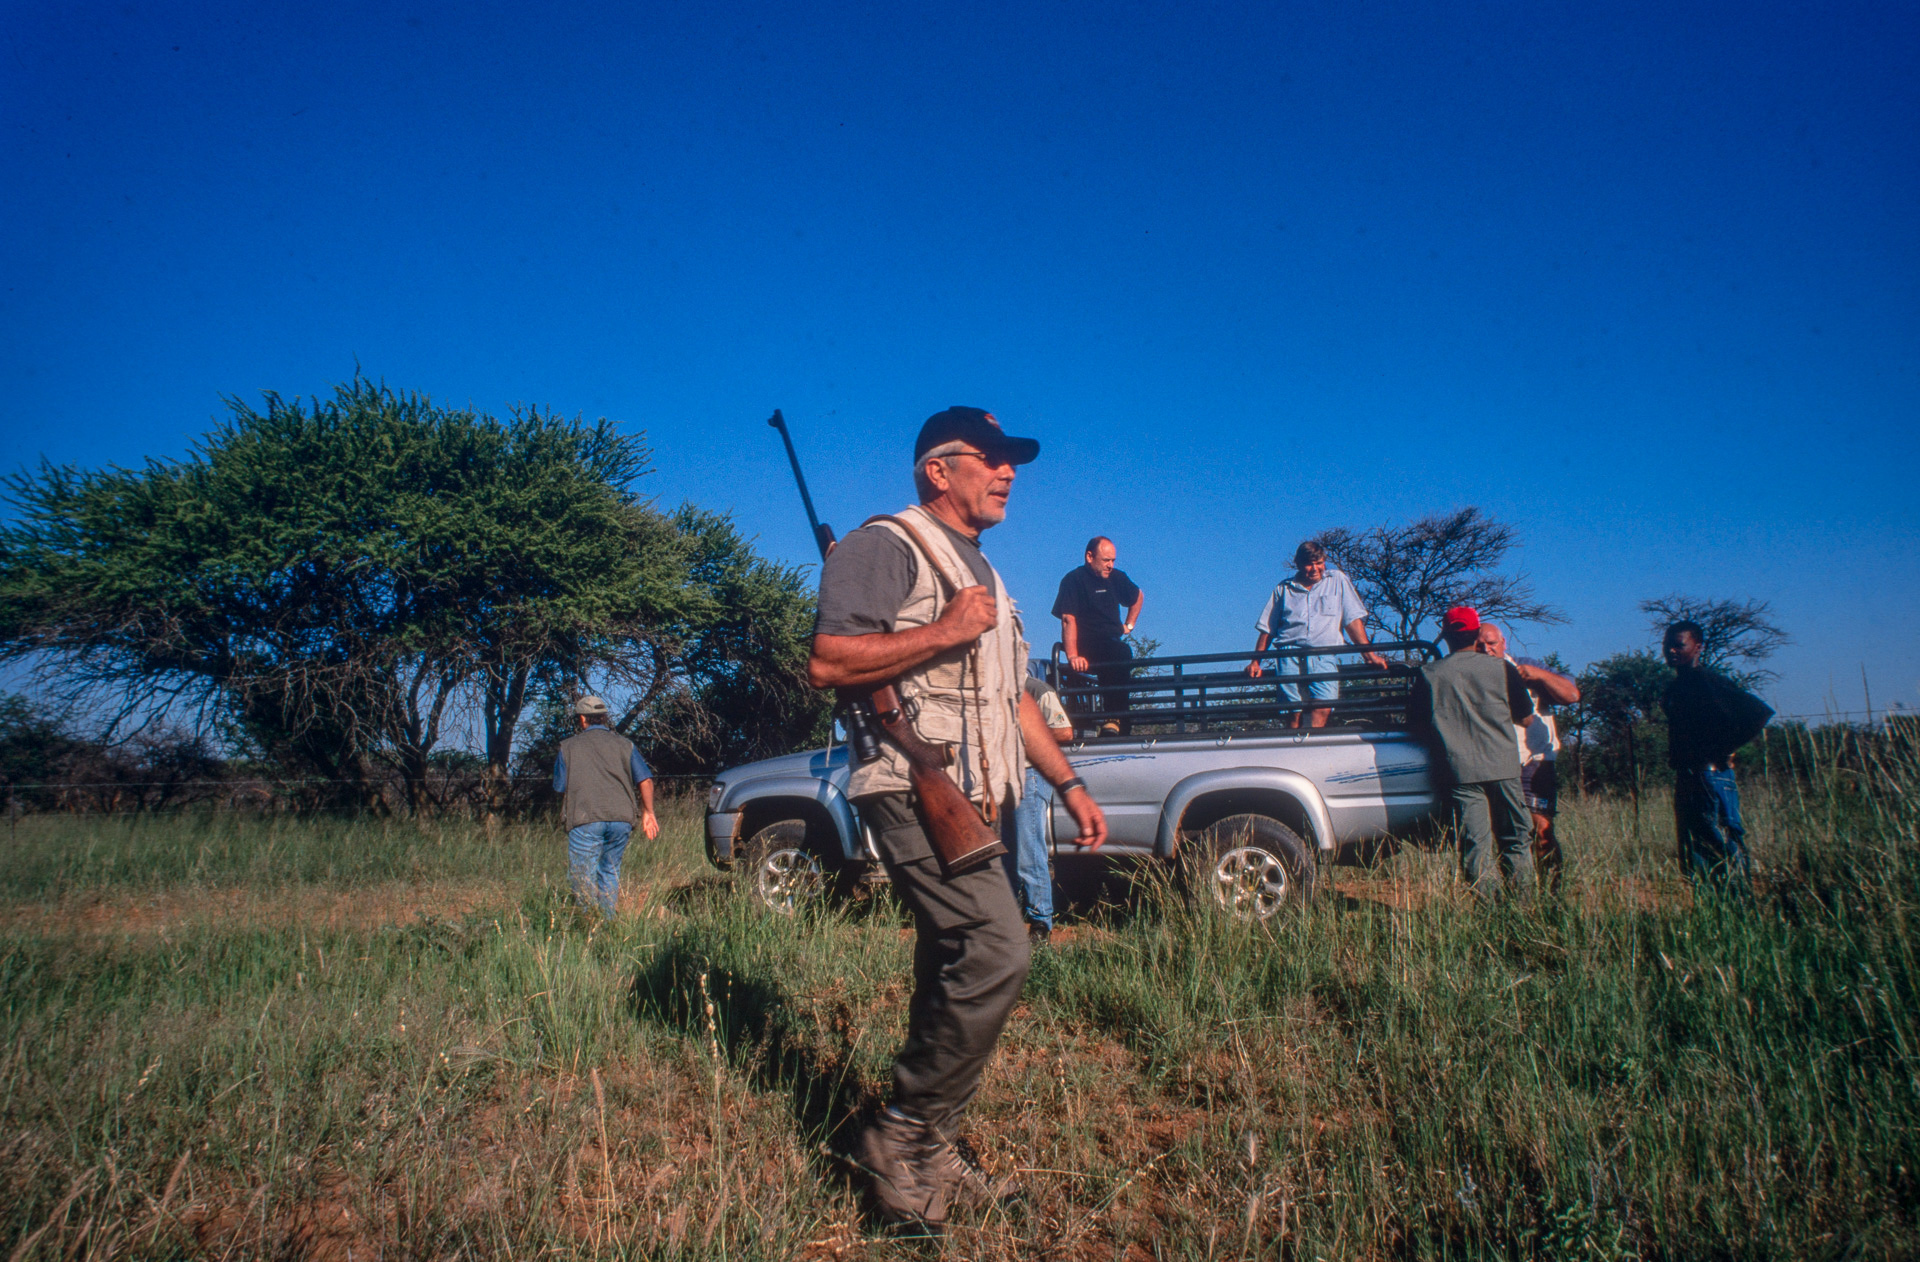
[660, 874, 737, 915]
[1049, 853, 1216, 935]
[626, 929, 881, 1224]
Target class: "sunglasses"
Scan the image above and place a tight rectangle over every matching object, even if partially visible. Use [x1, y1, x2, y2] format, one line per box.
[945, 448, 1017, 470]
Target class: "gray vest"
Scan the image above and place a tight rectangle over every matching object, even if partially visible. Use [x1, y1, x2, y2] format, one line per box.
[846, 504, 1030, 811]
[1419, 652, 1525, 784]
[559, 725, 638, 828]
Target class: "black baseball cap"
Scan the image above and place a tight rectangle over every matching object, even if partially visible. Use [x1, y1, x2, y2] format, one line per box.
[913, 406, 1040, 466]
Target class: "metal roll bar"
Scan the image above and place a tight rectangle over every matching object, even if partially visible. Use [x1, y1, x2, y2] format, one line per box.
[1043, 640, 1440, 738]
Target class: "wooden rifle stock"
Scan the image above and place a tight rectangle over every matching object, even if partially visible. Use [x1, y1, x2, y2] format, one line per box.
[868, 684, 1006, 877]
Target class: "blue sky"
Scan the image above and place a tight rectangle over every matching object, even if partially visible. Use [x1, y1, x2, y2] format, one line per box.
[3, 0, 1915, 720]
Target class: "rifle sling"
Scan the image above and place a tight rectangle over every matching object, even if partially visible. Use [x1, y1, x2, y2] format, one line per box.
[861, 512, 998, 824]
[862, 513, 968, 598]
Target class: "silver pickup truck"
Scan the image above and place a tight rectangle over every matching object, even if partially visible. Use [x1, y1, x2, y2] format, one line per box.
[703, 643, 1442, 918]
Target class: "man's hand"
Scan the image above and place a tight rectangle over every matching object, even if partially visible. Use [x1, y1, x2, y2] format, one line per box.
[1019, 690, 1106, 850]
[809, 584, 999, 689]
[1246, 633, 1272, 678]
[1363, 651, 1389, 670]
[1513, 661, 1580, 706]
[1061, 785, 1107, 851]
[936, 585, 997, 643]
[638, 781, 659, 839]
[1069, 654, 1090, 673]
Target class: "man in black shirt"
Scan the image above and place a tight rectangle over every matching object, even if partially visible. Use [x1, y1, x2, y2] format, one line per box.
[1051, 537, 1144, 735]
[1663, 620, 1774, 890]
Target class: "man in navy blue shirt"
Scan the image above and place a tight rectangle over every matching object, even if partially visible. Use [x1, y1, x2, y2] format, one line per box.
[1052, 536, 1144, 735]
[1663, 621, 1773, 892]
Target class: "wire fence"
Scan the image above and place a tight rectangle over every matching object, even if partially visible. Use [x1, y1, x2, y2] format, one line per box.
[4, 711, 1909, 818]
[2, 775, 715, 791]
[1, 769, 716, 819]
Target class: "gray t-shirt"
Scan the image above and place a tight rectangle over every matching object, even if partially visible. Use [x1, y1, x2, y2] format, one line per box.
[815, 515, 997, 636]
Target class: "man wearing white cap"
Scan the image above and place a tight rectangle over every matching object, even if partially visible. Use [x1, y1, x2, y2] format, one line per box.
[553, 695, 659, 916]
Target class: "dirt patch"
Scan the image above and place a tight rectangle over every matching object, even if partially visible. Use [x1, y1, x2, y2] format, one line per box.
[1332, 871, 1692, 915]
[1330, 875, 1434, 910]
[278, 1171, 380, 1262]
[0, 880, 521, 938]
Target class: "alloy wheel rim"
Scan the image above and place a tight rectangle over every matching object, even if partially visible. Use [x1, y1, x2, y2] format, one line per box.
[756, 847, 822, 914]
[1211, 846, 1288, 919]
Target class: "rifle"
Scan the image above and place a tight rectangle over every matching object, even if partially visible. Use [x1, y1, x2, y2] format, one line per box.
[768, 410, 1006, 877]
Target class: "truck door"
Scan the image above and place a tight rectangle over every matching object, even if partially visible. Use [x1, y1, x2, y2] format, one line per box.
[1050, 751, 1163, 854]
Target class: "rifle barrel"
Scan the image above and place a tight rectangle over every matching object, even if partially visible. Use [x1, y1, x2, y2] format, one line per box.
[767, 410, 836, 559]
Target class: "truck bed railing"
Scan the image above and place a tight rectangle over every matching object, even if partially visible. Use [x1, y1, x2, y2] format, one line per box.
[1044, 640, 1439, 738]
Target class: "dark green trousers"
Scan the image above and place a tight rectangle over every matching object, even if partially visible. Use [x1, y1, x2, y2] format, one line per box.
[861, 792, 1031, 1137]
[1452, 777, 1535, 901]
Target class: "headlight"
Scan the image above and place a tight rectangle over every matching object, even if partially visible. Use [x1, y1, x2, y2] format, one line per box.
[707, 781, 727, 811]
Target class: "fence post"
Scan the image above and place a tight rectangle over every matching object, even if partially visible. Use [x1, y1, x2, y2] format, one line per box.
[1628, 722, 1641, 840]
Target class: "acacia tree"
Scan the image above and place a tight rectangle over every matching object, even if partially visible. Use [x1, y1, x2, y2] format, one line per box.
[0, 378, 723, 812]
[1314, 507, 1563, 644]
[626, 506, 831, 773]
[506, 506, 833, 791]
[1639, 594, 1789, 687]
[0, 385, 440, 807]
[1562, 650, 1672, 794]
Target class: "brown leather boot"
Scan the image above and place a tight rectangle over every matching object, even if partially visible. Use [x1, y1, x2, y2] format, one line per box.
[926, 1133, 1022, 1213]
[857, 1109, 948, 1233]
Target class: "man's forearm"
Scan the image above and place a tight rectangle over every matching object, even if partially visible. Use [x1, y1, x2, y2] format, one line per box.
[1021, 694, 1077, 785]
[1124, 594, 1143, 632]
[809, 625, 966, 689]
[1517, 665, 1579, 706]
[1061, 615, 1080, 661]
[639, 778, 655, 813]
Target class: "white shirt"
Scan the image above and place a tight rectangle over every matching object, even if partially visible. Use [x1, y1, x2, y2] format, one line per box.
[1510, 655, 1560, 764]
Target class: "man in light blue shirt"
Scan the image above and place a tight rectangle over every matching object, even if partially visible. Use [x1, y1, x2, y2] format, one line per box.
[1245, 540, 1387, 728]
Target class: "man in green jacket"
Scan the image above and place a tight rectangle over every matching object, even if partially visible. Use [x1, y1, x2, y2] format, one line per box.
[1409, 606, 1538, 901]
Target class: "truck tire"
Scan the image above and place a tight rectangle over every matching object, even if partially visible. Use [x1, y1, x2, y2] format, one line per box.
[735, 819, 825, 915]
[1186, 813, 1315, 919]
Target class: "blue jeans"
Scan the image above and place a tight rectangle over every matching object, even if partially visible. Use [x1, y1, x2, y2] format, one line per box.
[1674, 768, 1751, 889]
[567, 820, 633, 916]
[1007, 769, 1055, 930]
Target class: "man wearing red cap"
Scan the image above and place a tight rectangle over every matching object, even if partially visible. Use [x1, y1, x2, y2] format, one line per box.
[1409, 606, 1539, 900]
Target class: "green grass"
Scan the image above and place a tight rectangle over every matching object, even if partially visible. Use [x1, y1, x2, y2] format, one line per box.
[1, 758, 1914, 1260]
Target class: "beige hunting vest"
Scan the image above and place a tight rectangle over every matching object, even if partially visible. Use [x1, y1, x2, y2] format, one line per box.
[846, 505, 1030, 810]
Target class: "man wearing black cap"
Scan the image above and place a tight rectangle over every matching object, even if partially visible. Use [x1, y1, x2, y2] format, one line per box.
[809, 406, 1108, 1233]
